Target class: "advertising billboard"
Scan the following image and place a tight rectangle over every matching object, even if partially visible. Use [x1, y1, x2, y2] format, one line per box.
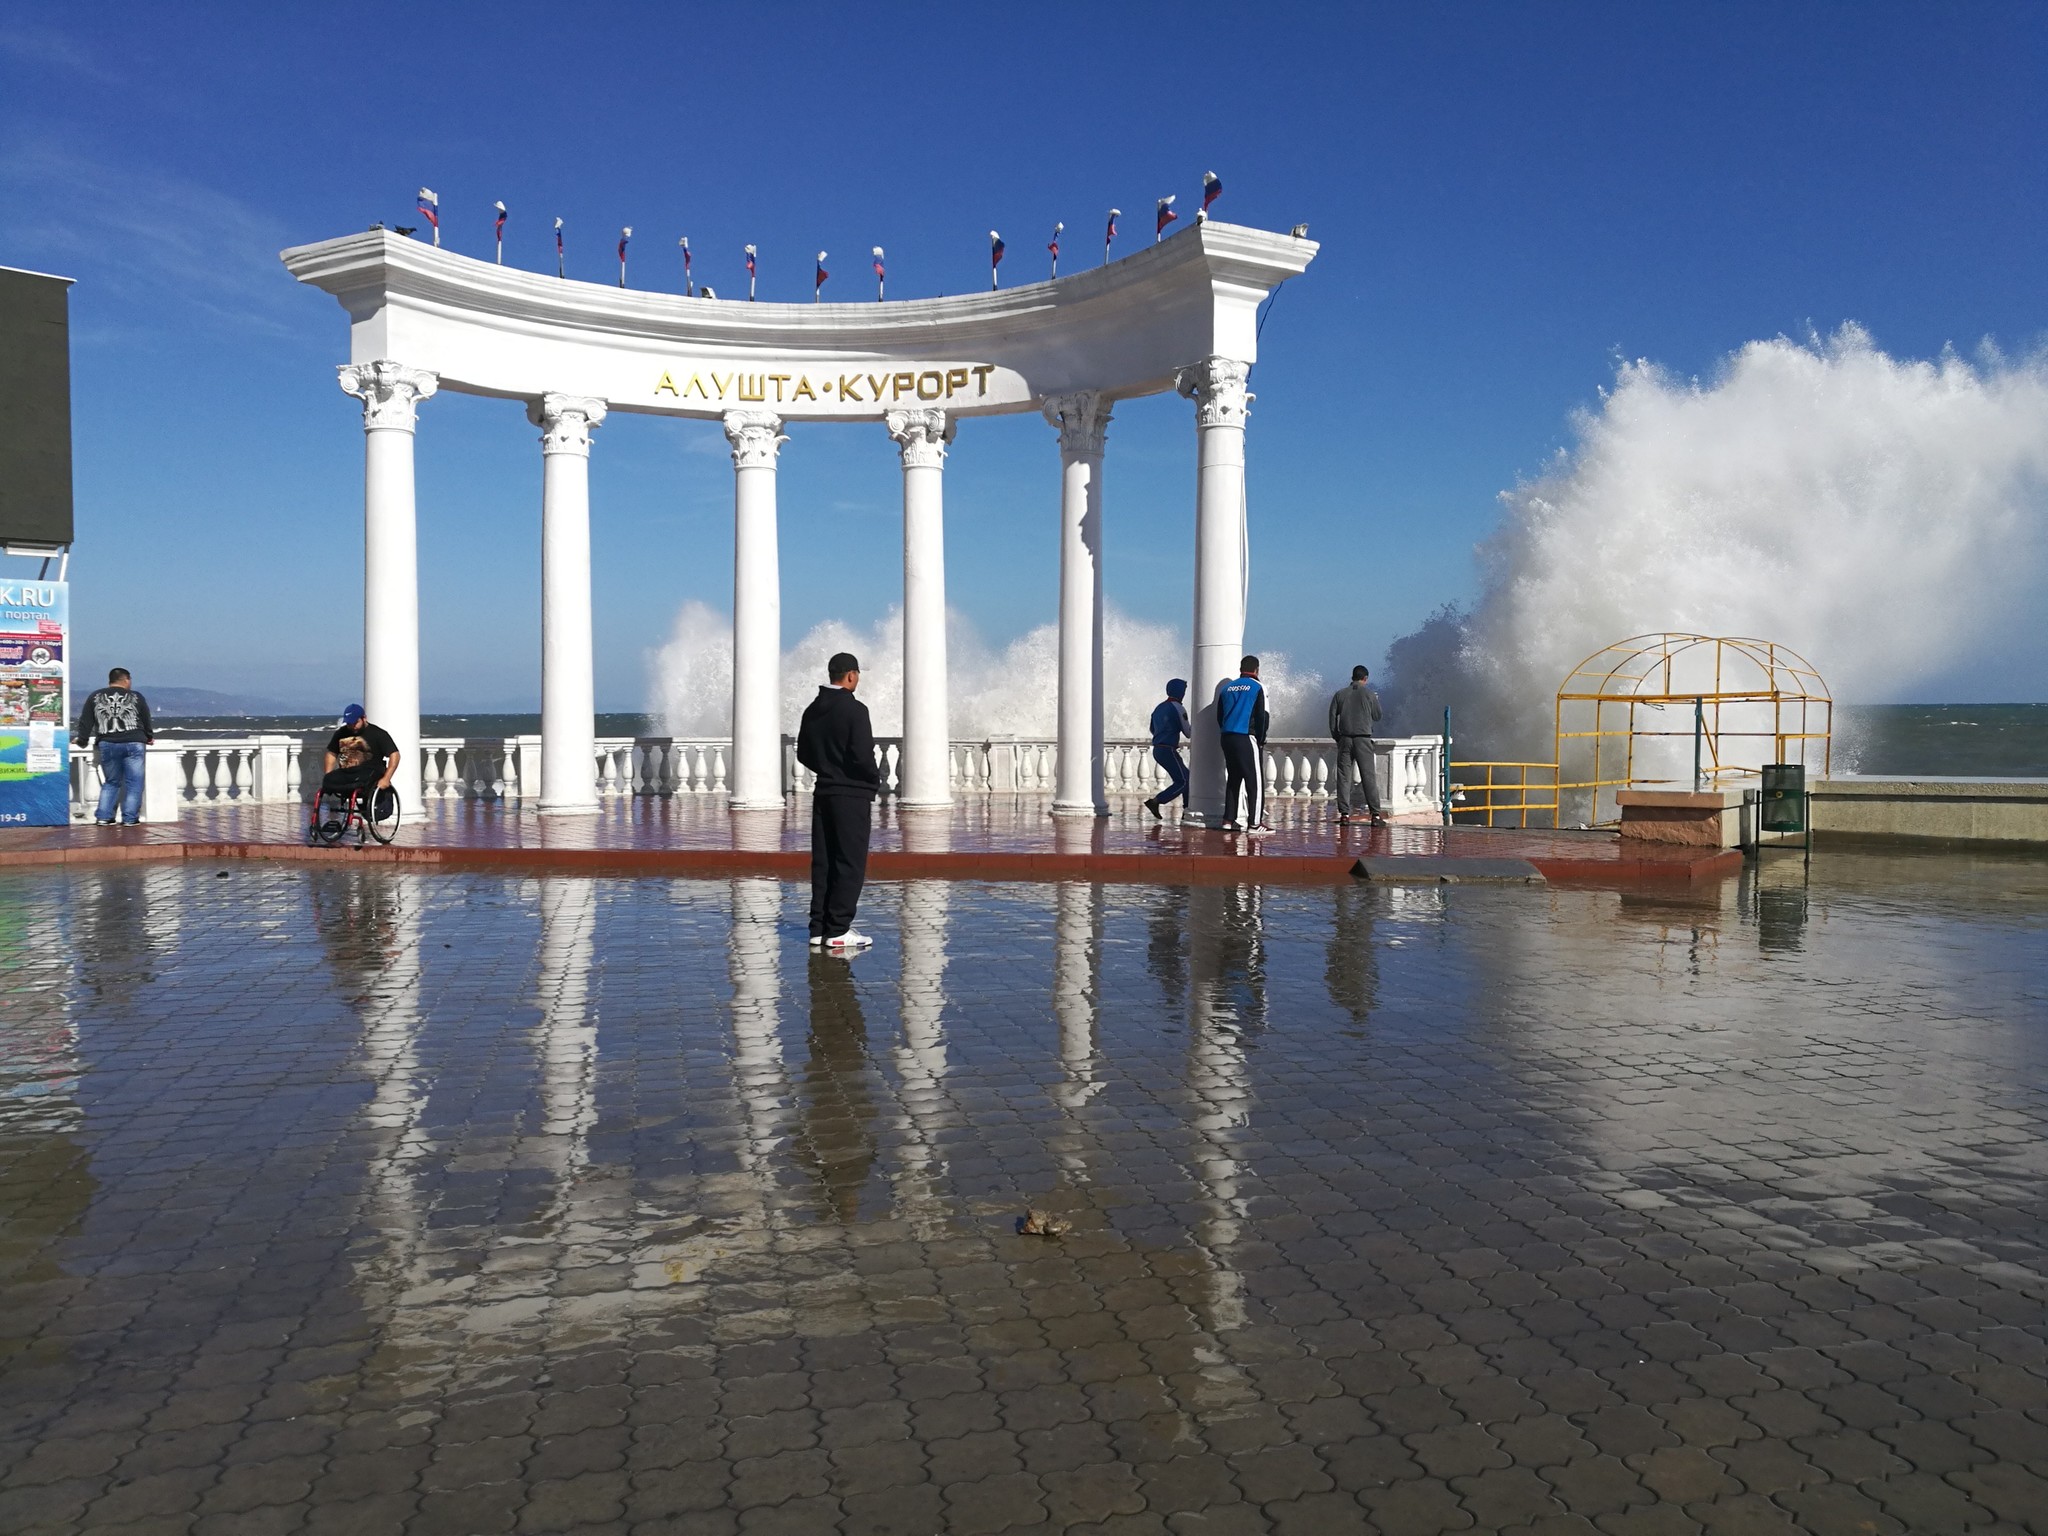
[0, 267, 75, 548]
[0, 580, 69, 826]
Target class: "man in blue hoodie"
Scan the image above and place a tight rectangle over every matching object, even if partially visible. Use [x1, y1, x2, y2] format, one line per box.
[1215, 655, 1271, 835]
[1142, 678, 1189, 821]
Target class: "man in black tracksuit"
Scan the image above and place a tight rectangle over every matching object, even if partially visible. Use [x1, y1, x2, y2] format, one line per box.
[796, 651, 882, 950]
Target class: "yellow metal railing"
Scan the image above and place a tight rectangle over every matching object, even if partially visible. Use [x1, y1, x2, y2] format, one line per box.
[1446, 761, 1561, 828]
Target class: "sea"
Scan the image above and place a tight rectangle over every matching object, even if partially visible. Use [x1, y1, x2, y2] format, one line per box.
[146, 704, 2048, 778]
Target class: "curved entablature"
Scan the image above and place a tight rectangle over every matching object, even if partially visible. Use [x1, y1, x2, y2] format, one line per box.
[280, 221, 1318, 421]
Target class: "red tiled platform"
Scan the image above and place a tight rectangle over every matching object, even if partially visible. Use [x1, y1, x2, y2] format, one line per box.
[0, 796, 1743, 886]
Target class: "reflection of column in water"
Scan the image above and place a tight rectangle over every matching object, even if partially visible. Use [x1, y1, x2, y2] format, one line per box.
[727, 877, 787, 1193]
[1184, 884, 1264, 1333]
[894, 878, 951, 1228]
[535, 878, 600, 1244]
[342, 875, 430, 1317]
[1053, 881, 1104, 1113]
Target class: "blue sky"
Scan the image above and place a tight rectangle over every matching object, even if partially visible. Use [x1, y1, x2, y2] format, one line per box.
[4, 2, 2044, 709]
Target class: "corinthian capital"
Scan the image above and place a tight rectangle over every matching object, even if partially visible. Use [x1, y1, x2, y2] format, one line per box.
[339, 361, 439, 432]
[884, 408, 954, 469]
[1042, 391, 1111, 459]
[1174, 357, 1253, 429]
[722, 410, 787, 469]
[528, 393, 608, 457]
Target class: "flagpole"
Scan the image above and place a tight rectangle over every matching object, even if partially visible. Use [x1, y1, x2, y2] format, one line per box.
[1104, 208, 1119, 267]
[554, 218, 564, 279]
[1049, 222, 1063, 281]
[989, 230, 1002, 292]
[873, 247, 885, 302]
[680, 236, 692, 296]
[815, 251, 826, 303]
[745, 244, 757, 302]
[494, 201, 506, 264]
[618, 227, 631, 288]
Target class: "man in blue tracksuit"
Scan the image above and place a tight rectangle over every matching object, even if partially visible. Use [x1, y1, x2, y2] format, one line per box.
[1142, 678, 1189, 821]
[1216, 655, 1271, 834]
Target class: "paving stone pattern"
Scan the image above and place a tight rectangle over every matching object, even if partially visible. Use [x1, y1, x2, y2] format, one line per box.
[0, 846, 2044, 1534]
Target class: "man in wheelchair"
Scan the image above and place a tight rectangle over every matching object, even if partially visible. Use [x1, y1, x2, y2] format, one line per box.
[311, 704, 403, 845]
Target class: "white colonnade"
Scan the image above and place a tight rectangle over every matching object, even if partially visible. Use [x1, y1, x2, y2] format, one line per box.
[293, 222, 1314, 817]
[534, 395, 606, 814]
[1045, 394, 1111, 817]
[339, 361, 436, 811]
[1178, 358, 1254, 826]
[724, 410, 788, 810]
[887, 408, 954, 808]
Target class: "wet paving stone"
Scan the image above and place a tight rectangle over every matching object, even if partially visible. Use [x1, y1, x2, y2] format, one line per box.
[1, 846, 2044, 1534]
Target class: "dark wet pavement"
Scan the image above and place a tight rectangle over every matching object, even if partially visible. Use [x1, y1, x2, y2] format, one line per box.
[1, 847, 2044, 1535]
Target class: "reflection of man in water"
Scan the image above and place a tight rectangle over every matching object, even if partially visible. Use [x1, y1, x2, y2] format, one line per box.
[1145, 887, 1188, 1015]
[800, 950, 880, 1222]
[1189, 885, 1268, 1036]
[1324, 885, 1380, 1025]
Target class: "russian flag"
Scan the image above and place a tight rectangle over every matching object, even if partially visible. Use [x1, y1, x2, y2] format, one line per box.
[871, 246, 885, 281]
[618, 227, 631, 264]
[416, 187, 438, 229]
[990, 230, 1005, 267]
[1203, 171, 1222, 212]
[815, 251, 828, 297]
[1105, 208, 1119, 245]
[1048, 222, 1062, 261]
[745, 244, 757, 277]
[493, 200, 507, 240]
[1156, 196, 1177, 237]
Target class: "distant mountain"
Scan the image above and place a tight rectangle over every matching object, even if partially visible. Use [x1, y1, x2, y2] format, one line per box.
[142, 686, 303, 718]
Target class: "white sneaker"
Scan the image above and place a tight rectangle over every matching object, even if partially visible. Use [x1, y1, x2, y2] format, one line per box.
[1222, 822, 1242, 833]
[807, 934, 825, 948]
[1246, 824, 1274, 837]
[824, 930, 873, 951]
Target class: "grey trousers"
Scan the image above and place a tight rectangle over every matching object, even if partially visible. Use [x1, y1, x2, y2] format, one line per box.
[1333, 736, 1382, 816]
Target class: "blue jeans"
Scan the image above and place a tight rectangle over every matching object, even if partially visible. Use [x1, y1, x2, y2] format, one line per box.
[1151, 745, 1189, 805]
[95, 741, 146, 824]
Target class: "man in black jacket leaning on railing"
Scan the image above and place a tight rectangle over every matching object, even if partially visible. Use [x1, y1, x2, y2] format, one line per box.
[796, 651, 882, 951]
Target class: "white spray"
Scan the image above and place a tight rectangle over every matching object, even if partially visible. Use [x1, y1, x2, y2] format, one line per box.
[648, 601, 1325, 738]
[1383, 325, 2048, 758]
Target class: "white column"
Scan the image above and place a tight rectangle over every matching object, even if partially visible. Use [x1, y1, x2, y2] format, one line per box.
[724, 411, 788, 810]
[530, 394, 606, 815]
[1176, 358, 1253, 827]
[1045, 393, 1111, 818]
[886, 408, 955, 808]
[339, 361, 438, 812]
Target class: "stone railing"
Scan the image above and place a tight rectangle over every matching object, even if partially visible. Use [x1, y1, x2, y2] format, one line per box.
[72, 732, 1445, 820]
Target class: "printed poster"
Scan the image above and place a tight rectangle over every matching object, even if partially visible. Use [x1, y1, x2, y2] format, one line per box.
[0, 580, 69, 827]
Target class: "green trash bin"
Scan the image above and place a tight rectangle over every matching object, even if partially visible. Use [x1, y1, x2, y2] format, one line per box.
[1759, 763, 1805, 833]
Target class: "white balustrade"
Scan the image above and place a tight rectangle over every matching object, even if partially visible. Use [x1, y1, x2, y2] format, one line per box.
[68, 730, 1445, 815]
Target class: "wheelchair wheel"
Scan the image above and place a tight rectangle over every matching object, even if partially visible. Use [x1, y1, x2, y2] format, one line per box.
[311, 805, 347, 847]
[367, 786, 402, 844]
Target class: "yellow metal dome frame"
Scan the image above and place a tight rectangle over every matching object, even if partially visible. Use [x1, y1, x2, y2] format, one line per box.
[1555, 632, 1832, 826]
[1448, 633, 1833, 827]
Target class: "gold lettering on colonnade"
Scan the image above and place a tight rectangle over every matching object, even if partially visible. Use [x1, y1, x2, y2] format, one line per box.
[652, 364, 997, 406]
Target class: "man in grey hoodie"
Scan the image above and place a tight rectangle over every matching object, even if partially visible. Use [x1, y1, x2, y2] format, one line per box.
[1328, 665, 1385, 826]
